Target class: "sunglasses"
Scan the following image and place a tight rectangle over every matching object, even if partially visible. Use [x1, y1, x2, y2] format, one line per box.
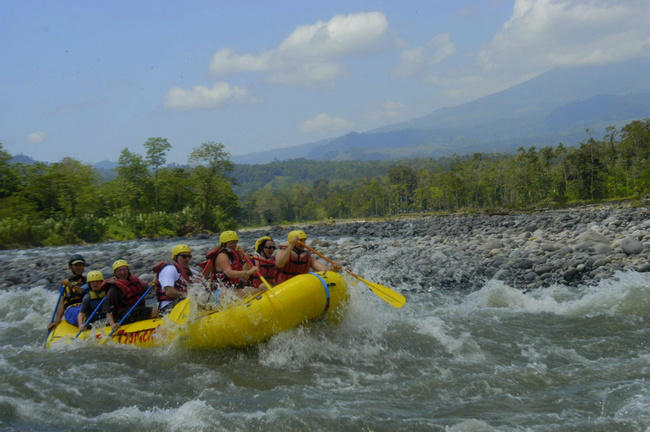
[264, 246, 276, 250]
[178, 254, 192, 259]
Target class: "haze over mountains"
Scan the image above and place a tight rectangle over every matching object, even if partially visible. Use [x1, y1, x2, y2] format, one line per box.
[232, 58, 650, 164]
[9, 58, 650, 170]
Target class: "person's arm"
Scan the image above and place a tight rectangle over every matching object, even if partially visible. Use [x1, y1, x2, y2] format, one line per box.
[106, 312, 119, 331]
[158, 266, 185, 299]
[310, 255, 342, 273]
[217, 252, 257, 279]
[77, 312, 87, 330]
[77, 295, 90, 330]
[102, 287, 121, 331]
[274, 243, 293, 269]
[47, 297, 65, 330]
[163, 285, 186, 299]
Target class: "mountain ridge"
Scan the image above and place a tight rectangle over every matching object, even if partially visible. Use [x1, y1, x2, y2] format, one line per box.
[232, 58, 650, 164]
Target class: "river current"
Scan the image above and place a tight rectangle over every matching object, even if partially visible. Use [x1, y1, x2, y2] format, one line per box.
[0, 236, 649, 431]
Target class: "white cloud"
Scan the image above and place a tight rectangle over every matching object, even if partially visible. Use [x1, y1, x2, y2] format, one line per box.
[210, 48, 272, 76]
[299, 113, 355, 134]
[164, 82, 252, 110]
[392, 33, 456, 79]
[27, 131, 46, 143]
[427, 0, 650, 104]
[276, 12, 389, 61]
[480, 0, 650, 72]
[209, 12, 390, 86]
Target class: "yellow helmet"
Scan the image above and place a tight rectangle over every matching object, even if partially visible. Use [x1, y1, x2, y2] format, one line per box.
[287, 230, 307, 243]
[112, 259, 129, 272]
[86, 270, 104, 283]
[172, 244, 191, 259]
[219, 230, 239, 245]
[255, 236, 273, 253]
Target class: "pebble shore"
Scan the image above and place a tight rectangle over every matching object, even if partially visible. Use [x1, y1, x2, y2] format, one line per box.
[1, 205, 649, 292]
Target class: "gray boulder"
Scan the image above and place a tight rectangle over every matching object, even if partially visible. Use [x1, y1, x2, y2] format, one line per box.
[619, 237, 643, 255]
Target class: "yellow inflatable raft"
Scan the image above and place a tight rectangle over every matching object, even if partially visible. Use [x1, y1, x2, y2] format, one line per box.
[45, 271, 348, 349]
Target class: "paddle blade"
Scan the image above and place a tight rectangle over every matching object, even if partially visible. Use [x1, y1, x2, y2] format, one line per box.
[168, 299, 191, 325]
[358, 276, 406, 308]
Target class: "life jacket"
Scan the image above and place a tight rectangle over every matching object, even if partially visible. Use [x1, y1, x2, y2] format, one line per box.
[205, 247, 247, 288]
[101, 274, 146, 313]
[153, 261, 194, 302]
[62, 274, 87, 309]
[251, 254, 277, 288]
[85, 287, 107, 320]
[276, 247, 311, 284]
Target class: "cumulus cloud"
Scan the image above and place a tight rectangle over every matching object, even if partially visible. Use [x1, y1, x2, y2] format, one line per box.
[210, 12, 390, 85]
[27, 131, 46, 143]
[299, 113, 355, 134]
[392, 33, 456, 79]
[479, 0, 650, 71]
[164, 82, 253, 110]
[428, 0, 650, 103]
[210, 48, 272, 76]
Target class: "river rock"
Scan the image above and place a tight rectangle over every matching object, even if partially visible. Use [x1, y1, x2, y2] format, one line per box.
[2, 204, 650, 293]
[618, 237, 643, 255]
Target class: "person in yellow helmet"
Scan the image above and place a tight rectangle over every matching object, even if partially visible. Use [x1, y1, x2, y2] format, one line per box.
[249, 235, 278, 288]
[102, 259, 157, 332]
[77, 270, 106, 332]
[153, 244, 202, 313]
[47, 254, 87, 331]
[275, 230, 341, 284]
[203, 230, 262, 295]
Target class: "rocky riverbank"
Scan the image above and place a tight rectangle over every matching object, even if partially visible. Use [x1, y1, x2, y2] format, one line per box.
[1, 205, 649, 292]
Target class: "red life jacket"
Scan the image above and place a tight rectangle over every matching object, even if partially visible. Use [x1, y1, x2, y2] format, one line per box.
[251, 254, 277, 288]
[101, 274, 146, 312]
[205, 247, 247, 288]
[276, 247, 311, 284]
[153, 261, 194, 302]
[62, 274, 87, 309]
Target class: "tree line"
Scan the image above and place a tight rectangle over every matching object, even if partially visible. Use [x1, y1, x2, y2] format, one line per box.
[0, 139, 238, 248]
[1, 119, 649, 249]
[239, 119, 650, 224]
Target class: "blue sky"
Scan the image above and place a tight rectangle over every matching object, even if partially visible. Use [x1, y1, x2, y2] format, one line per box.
[2, 0, 649, 165]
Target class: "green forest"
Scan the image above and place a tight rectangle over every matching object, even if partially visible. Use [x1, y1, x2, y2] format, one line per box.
[1, 119, 649, 249]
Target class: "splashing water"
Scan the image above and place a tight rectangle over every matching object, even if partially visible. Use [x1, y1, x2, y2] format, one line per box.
[1, 250, 649, 431]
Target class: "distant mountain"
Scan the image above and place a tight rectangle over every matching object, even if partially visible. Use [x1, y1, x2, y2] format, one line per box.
[232, 58, 650, 164]
[10, 154, 38, 165]
[94, 160, 118, 170]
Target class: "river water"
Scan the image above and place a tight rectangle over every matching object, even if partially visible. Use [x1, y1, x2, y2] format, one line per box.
[1, 238, 649, 431]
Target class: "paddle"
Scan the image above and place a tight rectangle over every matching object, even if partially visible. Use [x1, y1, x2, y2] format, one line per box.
[168, 298, 191, 325]
[242, 253, 273, 291]
[299, 241, 406, 308]
[107, 281, 155, 338]
[45, 285, 65, 347]
[73, 296, 106, 340]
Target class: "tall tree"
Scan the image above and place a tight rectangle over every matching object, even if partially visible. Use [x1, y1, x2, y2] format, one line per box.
[0, 144, 19, 199]
[619, 119, 650, 196]
[115, 148, 151, 212]
[188, 142, 238, 231]
[387, 165, 417, 213]
[143, 137, 172, 211]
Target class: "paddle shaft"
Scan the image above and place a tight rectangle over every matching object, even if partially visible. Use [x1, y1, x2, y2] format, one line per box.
[243, 253, 272, 291]
[45, 285, 65, 347]
[299, 241, 406, 308]
[297, 242, 349, 275]
[108, 281, 155, 337]
[73, 296, 106, 339]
